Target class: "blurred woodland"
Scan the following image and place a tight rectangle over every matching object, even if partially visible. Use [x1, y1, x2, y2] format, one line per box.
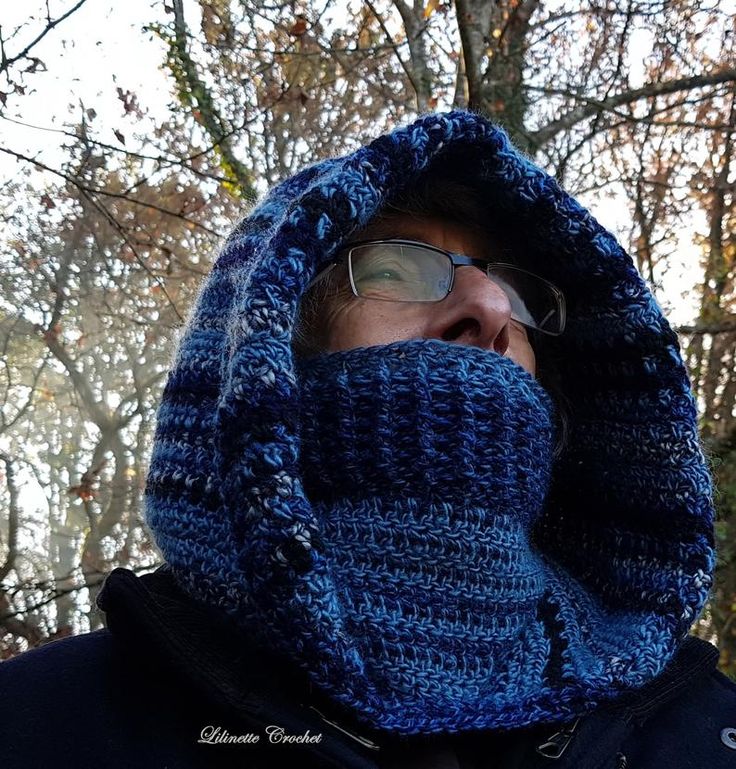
[1, 0, 735, 677]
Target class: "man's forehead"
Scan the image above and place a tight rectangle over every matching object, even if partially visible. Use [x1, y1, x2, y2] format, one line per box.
[353, 213, 492, 258]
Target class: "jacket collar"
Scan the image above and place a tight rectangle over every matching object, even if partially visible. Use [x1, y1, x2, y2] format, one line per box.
[97, 564, 385, 768]
[96, 564, 720, 769]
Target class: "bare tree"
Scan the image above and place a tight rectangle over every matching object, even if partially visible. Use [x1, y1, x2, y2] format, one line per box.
[2, 0, 735, 675]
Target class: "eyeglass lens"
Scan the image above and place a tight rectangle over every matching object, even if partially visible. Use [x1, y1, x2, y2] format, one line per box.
[348, 243, 563, 334]
[349, 243, 452, 301]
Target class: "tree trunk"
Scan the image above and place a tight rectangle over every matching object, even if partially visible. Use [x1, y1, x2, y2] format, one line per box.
[455, 0, 540, 150]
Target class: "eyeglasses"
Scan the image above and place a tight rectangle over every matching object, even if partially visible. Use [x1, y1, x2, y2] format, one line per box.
[309, 239, 566, 336]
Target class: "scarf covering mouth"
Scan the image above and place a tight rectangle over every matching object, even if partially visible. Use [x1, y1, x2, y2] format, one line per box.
[144, 110, 716, 735]
[295, 339, 561, 729]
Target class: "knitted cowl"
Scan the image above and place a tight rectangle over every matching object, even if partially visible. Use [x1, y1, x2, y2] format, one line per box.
[144, 110, 716, 735]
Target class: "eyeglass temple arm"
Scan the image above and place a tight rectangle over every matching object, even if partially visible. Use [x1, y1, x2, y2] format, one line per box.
[537, 308, 556, 329]
[305, 263, 338, 292]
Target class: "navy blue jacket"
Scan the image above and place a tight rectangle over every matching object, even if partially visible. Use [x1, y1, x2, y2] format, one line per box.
[2, 565, 736, 768]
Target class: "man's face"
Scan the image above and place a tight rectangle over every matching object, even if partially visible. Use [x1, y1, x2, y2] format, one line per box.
[324, 216, 537, 377]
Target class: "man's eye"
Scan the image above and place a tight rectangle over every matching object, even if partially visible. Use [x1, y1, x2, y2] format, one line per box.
[359, 261, 410, 282]
[366, 268, 399, 281]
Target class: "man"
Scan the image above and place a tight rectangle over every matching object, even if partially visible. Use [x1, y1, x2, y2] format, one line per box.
[2, 111, 735, 768]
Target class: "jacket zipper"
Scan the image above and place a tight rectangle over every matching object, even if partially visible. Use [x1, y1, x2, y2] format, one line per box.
[535, 716, 581, 759]
[308, 705, 382, 751]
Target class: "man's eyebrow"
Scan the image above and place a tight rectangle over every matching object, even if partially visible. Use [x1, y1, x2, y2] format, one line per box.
[345, 230, 413, 246]
[357, 227, 408, 240]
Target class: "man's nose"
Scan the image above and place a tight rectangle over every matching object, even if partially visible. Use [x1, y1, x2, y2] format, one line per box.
[424, 266, 513, 353]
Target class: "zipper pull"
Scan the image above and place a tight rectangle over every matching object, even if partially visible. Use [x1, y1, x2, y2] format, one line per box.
[535, 716, 581, 759]
[308, 705, 381, 751]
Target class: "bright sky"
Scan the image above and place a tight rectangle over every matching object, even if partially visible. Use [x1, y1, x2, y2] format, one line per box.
[0, 0, 179, 174]
[0, 0, 715, 575]
[0, 0, 705, 326]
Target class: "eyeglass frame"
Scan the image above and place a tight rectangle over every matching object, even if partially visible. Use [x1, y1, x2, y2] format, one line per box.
[306, 238, 567, 336]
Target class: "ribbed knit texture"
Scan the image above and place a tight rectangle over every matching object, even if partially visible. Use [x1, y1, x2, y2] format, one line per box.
[144, 110, 716, 735]
[297, 340, 557, 727]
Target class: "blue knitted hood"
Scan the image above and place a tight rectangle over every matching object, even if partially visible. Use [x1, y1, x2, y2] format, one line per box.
[145, 110, 715, 734]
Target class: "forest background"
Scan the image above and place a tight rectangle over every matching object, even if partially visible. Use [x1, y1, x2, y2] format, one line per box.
[1, 0, 735, 677]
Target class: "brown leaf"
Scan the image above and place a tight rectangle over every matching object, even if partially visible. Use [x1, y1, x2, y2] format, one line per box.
[69, 485, 95, 502]
[423, 0, 440, 19]
[116, 87, 141, 116]
[43, 323, 62, 341]
[113, 128, 126, 145]
[40, 193, 56, 209]
[86, 108, 97, 121]
[289, 15, 308, 36]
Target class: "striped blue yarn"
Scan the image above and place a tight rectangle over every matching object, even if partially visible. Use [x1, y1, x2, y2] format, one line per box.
[144, 110, 716, 734]
[295, 340, 558, 726]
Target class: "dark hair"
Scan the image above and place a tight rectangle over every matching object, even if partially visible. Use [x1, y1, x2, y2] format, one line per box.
[293, 172, 571, 460]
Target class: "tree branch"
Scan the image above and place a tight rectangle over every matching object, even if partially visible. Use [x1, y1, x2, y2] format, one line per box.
[168, 0, 257, 200]
[454, 0, 493, 111]
[0, 146, 222, 237]
[390, 0, 432, 111]
[674, 318, 736, 336]
[0, 452, 21, 582]
[0, 0, 89, 76]
[529, 68, 736, 149]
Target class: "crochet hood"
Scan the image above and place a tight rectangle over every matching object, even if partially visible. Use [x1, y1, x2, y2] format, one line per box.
[144, 111, 716, 734]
